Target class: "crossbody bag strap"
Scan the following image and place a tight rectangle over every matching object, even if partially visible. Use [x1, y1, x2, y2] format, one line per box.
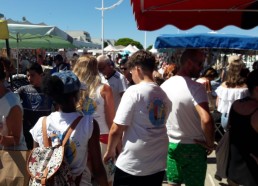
[42, 116, 52, 147]
[62, 116, 83, 146]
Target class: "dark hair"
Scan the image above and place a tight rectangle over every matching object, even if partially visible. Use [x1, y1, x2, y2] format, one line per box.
[180, 49, 203, 65]
[41, 74, 78, 105]
[246, 69, 258, 94]
[119, 58, 128, 66]
[54, 54, 63, 62]
[201, 67, 218, 79]
[0, 61, 6, 80]
[27, 62, 43, 74]
[127, 50, 156, 72]
[253, 61, 258, 70]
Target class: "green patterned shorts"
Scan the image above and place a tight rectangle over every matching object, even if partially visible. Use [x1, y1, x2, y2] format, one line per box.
[166, 143, 207, 186]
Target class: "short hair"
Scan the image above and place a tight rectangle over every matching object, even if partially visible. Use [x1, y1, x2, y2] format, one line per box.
[27, 62, 43, 74]
[119, 58, 128, 66]
[180, 49, 203, 65]
[127, 50, 156, 72]
[54, 54, 63, 62]
[97, 55, 112, 65]
[253, 61, 258, 70]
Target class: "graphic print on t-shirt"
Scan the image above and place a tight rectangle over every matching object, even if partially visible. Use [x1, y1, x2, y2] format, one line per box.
[82, 96, 97, 115]
[50, 131, 77, 164]
[147, 98, 167, 126]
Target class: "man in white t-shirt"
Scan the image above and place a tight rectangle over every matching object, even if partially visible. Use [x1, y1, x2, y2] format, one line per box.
[103, 50, 171, 186]
[97, 55, 128, 111]
[160, 49, 215, 186]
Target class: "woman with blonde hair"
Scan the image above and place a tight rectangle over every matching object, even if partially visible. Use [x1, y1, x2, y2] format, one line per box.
[215, 55, 249, 130]
[73, 55, 115, 186]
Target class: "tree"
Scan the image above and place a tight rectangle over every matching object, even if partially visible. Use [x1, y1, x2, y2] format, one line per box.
[22, 16, 27, 22]
[104, 41, 108, 48]
[146, 45, 152, 51]
[115, 38, 143, 49]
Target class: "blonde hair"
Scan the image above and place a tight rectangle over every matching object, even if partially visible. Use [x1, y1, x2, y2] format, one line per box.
[73, 55, 102, 109]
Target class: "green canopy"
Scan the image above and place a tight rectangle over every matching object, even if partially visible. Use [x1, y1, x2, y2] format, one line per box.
[0, 33, 75, 49]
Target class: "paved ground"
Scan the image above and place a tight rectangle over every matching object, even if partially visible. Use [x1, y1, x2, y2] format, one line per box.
[162, 151, 228, 186]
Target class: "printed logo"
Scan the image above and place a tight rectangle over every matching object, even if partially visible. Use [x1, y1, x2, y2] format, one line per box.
[147, 98, 167, 126]
[82, 96, 97, 115]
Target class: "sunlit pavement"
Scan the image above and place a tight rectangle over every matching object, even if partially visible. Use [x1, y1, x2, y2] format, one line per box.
[162, 151, 228, 186]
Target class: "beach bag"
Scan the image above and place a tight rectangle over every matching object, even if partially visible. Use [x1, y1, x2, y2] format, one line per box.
[215, 130, 230, 181]
[0, 150, 31, 186]
[27, 116, 83, 186]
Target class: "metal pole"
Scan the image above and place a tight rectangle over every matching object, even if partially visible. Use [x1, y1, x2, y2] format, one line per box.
[5, 39, 11, 58]
[144, 31, 147, 50]
[16, 33, 19, 75]
[101, 0, 104, 55]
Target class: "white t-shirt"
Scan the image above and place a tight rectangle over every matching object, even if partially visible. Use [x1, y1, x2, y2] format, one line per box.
[114, 82, 171, 176]
[161, 76, 208, 144]
[30, 112, 93, 179]
[102, 71, 128, 111]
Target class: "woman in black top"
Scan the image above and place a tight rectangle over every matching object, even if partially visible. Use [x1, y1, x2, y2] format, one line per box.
[227, 69, 258, 186]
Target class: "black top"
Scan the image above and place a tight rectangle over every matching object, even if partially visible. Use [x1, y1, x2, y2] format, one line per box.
[228, 99, 258, 186]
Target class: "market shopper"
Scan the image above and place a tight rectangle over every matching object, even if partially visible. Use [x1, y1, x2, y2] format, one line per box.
[73, 55, 115, 186]
[161, 49, 215, 186]
[215, 55, 249, 130]
[226, 69, 258, 186]
[104, 50, 171, 186]
[30, 70, 109, 186]
[97, 54, 128, 111]
[0, 59, 27, 150]
[17, 63, 53, 149]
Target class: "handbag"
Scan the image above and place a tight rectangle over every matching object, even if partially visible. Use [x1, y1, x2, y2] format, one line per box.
[0, 150, 31, 186]
[215, 130, 230, 181]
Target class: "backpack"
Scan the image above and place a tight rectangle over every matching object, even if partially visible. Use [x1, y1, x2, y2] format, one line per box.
[27, 116, 83, 186]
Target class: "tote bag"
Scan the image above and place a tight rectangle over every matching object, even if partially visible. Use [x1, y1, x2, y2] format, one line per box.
[215, 131, 230, 180]
[0, 150, 31, 186]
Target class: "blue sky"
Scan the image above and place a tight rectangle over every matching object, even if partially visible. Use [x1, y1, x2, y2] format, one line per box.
[1, 0, 258, 48]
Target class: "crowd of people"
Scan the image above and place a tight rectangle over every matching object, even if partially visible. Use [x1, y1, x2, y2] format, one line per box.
[0, 49, 257, 186]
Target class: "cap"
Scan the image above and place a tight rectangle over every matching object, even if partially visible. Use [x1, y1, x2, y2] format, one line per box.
[51, 70, 80, 93]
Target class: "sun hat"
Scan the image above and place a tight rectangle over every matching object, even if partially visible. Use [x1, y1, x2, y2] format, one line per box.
[51, 70, 80, 93]
[228, 55, 242, 65]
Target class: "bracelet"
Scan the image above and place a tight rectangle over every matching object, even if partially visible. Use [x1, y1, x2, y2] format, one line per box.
[0, 135, 3, 144]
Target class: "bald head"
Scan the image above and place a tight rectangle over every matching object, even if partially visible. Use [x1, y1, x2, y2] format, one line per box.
[97, 54, 115, 77]
[97, 55, 111, 64]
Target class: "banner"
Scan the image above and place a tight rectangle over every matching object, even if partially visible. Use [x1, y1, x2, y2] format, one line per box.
[0, 20, 9, 39]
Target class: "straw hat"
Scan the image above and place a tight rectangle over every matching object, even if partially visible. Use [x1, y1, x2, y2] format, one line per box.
[228, 55, 242, 65]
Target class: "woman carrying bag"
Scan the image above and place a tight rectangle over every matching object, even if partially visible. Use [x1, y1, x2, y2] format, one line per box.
[0, 57, 28, 185]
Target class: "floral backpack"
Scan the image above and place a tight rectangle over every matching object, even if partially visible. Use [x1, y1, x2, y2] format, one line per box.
[27, 116, 83, 186]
